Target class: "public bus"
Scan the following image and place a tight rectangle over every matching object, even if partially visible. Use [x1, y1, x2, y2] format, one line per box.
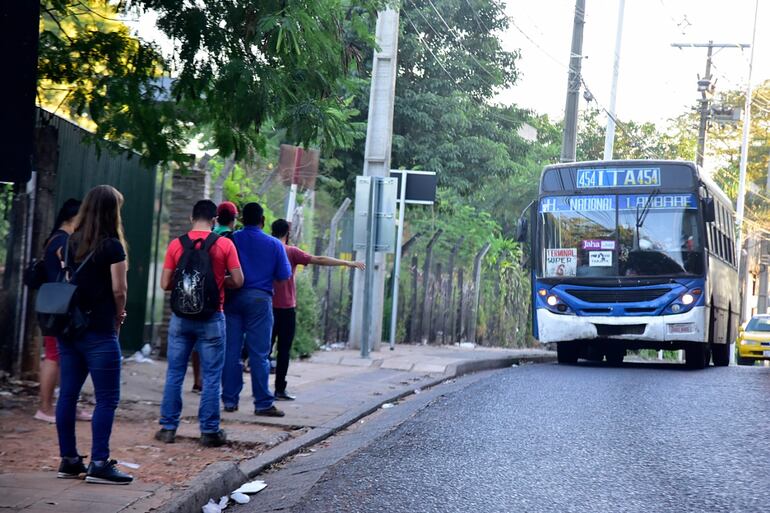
[516, 160, 739, 369]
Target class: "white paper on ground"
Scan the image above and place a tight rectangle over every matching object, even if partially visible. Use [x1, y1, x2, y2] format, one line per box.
[234, 480, 267, 494]
[231, 492, 250, 504]
[117, 461, 140, 469]
[201, 499, 221, 513]
[381, 403, 395, 409]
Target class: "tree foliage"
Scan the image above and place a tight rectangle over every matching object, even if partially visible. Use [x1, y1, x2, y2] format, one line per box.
[39, 0, 385, 165]
[39, 0, 187, 163]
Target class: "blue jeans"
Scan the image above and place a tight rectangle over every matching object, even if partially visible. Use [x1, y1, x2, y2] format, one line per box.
[159, 312, 225, 433]
[222, 289, 274, 410]
[56, 330, 121, 461]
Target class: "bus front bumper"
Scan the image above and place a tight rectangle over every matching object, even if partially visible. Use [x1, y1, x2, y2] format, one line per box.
[536, 306, 706, 344]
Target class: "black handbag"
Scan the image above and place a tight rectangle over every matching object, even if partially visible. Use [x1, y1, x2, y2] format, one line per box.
[35, 243, 94, 340]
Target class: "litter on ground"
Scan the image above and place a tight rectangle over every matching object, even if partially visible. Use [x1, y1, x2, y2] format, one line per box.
[234, 479, 267, 495]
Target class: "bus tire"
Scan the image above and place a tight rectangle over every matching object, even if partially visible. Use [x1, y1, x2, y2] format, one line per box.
[685, 343, 708, 369]
[557, 342, 579, 364]
[605, 348, 624, 366]
[711, 343, 730, 366]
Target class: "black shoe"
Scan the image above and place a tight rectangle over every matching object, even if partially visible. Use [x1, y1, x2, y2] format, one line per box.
[85, 460, 133, 485]
[191, 384, 202, 394]
[223, 404, 239, 412]
[200, 429, 227, 447]
[57, 456, 87, 479]
[274, 390, 296, 401]
[154, 428, 176, 444]
[254, 405, 285, 417]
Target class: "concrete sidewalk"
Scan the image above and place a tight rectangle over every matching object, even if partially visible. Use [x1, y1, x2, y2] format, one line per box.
[0, 344, 554, 512]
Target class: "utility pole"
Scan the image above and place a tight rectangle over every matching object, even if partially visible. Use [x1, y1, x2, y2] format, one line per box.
[671, 42, 750, 168]
[603, 0, 625, 161]
[349, 8, 400, 352]
[560, 0, 586, 163]
[759, 156, 770, 314]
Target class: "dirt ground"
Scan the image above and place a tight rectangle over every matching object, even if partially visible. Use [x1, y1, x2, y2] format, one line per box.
[0, 377, 289, 485]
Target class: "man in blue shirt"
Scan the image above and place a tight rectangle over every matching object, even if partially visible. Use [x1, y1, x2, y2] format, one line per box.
[222, 203, 292, 417]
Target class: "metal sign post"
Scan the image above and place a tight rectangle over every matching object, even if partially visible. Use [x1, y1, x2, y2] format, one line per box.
[354, 176, 397, 357]
[387, 170, 437, 351]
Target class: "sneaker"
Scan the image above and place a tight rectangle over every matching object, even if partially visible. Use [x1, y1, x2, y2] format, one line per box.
[274, 390, 296, 401]
[76, 408, 93, 421]
[200, 430, 227, 448]
[85, 460, 133, 485]
[254, 405, 285, 417]
[223, 404, 239, 412]
[57, 456, 87, 479]
[154, 428, 176, 444]
[192, 384, 202, 394]
[34, 410, 56, 423]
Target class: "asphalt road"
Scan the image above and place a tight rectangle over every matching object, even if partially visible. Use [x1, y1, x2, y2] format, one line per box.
[239, 362, 770, 513]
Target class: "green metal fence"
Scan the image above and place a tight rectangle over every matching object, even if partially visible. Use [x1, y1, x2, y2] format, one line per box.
[45, 113, 156, 352]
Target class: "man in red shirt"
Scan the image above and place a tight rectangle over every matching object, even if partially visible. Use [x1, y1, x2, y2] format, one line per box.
[156, 200, 243, 447]
[270, 219, 364, 400]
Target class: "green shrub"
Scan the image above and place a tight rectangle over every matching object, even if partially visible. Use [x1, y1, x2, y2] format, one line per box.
[292, 272, 321, 358]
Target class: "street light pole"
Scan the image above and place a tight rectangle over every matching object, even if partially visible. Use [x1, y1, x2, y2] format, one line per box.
[603, 0, 625, 161]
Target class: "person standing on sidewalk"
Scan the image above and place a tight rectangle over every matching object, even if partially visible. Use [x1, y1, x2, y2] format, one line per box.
[214, 201, 238, 236]
[34, 198, 92, 424]
[156, 200, 243, 447]
[55, 185, 132, 485]
[270, 219, 365, 400]
[189, 201, 240, 394]
[222, 203, 291, 417]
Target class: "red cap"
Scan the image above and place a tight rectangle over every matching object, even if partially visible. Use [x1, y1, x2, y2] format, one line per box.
[217, 201, 238, 217]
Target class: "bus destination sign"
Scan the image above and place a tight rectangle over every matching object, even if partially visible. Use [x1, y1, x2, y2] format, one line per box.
[576, 167, 660, 189]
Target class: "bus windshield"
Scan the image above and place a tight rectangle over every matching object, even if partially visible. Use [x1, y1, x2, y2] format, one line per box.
[538, 193, 704, 279]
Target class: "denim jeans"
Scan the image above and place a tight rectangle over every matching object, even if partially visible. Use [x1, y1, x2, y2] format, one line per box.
[222, 289, 274, 410]
[56, 330, 121, 461]
[159, 312, 225, 434]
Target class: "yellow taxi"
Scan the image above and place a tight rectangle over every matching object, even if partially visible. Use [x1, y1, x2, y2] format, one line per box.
[736, 314, 770, 365]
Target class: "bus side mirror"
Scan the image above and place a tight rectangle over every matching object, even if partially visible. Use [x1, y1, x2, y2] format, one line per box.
[702, 197, 716, 222]
[515, 216, 528, 243]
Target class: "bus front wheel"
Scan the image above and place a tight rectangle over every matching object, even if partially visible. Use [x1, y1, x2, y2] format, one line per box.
[685, 343, 708, 369]
[711, 343, 730, 367]
[556, 342, 579, 364]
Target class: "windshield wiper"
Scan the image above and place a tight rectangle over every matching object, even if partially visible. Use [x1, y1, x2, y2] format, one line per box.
[635, 188, 660, 249]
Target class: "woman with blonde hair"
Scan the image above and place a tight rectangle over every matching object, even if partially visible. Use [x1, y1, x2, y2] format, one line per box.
[55, 185, 133, 485]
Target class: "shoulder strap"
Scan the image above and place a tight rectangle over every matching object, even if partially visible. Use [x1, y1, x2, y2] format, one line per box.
[179, 234, 194, 250]
[202, 232, 220, 252]
[61, 241, 94, 281]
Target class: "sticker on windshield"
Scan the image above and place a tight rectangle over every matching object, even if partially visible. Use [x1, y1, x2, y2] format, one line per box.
[576, 168, 660, 188]
[545, 248, 577, 277]
[589, 251, 613, 267]
[582, 240, 616, 250]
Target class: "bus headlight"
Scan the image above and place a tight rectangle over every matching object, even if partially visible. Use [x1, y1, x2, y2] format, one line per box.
[665, 287, 702, 315]
[546, 295, 559, 307]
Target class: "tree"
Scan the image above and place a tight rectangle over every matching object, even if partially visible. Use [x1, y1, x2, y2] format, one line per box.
[39, 0, 187, 163]
[39, 0, 385, 165]
[325, 0, 530, 198]
[575, 108, 688, 162]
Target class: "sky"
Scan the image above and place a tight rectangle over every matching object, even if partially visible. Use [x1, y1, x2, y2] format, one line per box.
[126, 0, 770, 127]
[498, 0, 770, 124]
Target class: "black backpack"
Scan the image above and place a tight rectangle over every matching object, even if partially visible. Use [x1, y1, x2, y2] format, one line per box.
[34, 242, 94, 341]
[170, 233, 221, 320]
[24, 232, 67, 290]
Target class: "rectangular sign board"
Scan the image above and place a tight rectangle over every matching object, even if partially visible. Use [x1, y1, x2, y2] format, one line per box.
[389, 170, 437, 204]
[353, 176, 397, 253]
[576, 167, 660, 189]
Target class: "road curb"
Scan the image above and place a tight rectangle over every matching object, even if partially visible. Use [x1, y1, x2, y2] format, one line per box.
[152, 351, 555, 513]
